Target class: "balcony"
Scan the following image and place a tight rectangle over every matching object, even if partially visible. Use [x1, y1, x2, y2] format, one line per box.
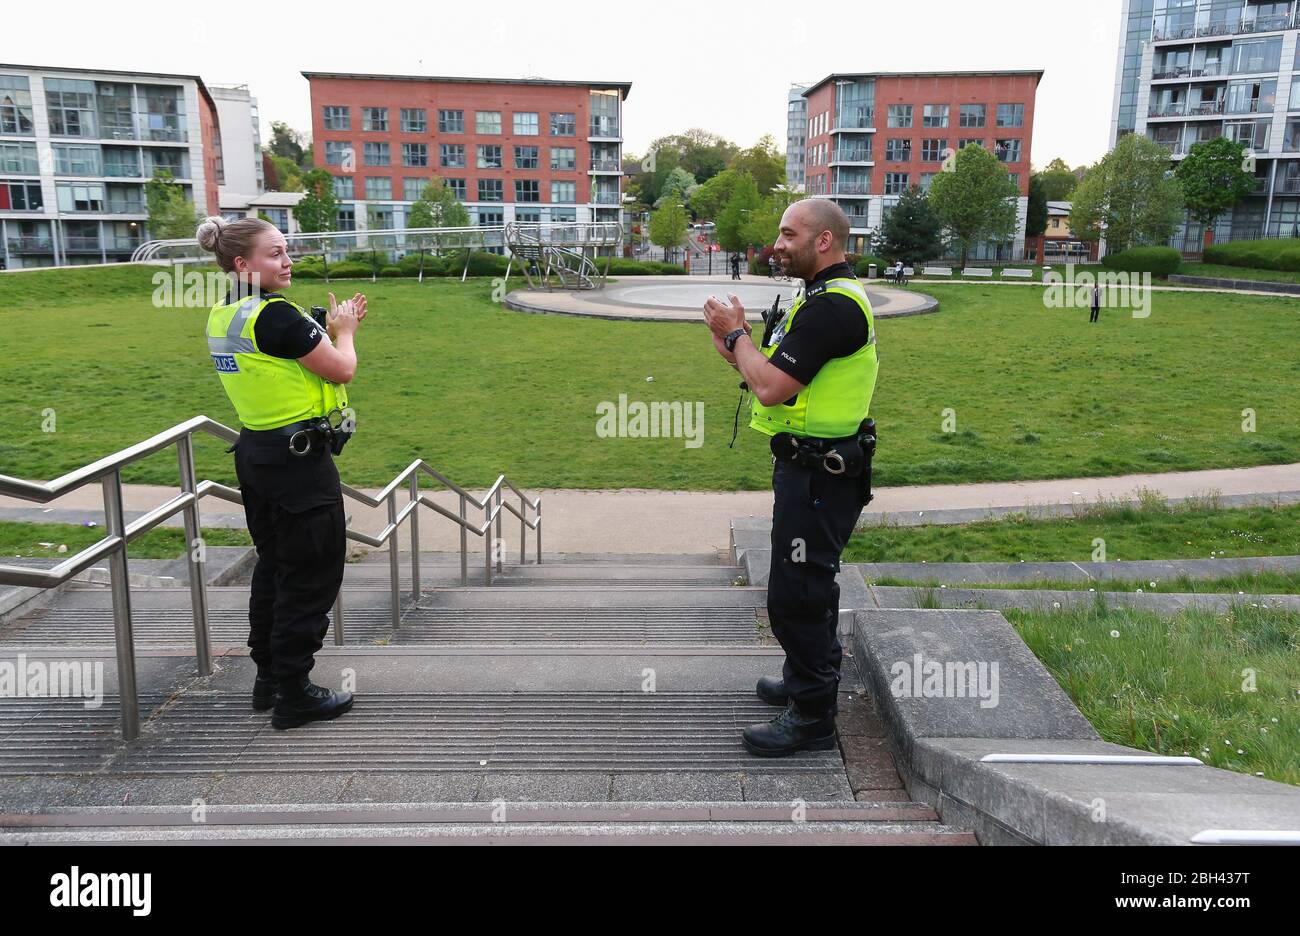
[590, 191, 621, 205]
[833, 108, 875, 132]
[1226, 99, 1274, 115]
[588, 158, 621, 172]
[1152, 138, 1189, 156]
[831, 146, 873, 164]
[6, 237, 54, 254]
[1153, 12, 1295, 42]
[1248, 176, 1270, 193]
[1153, 63, 1226, 80]
[830, 182, 872, 197]
[844, 213, 871, 229]
[588, 121, 620, 139]
[103, 164, 143, 178]
[62, 235, 102, 252]
[1276, 177, 1300, 194]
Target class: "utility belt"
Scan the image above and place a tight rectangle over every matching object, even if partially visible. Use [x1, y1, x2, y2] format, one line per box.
[771, 419, 877, 506]
[234, 408, 353, 457]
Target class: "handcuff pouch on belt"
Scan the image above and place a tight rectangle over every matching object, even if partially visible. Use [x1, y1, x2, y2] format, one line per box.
[289, 407, 352, 458]
[771, 418, 877, 506]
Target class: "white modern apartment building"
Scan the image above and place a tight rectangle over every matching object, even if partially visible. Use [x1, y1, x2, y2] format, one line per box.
[1113, 0, 1300, 243]
[786, 84, 808, 191]
[0, 63, 223, 268]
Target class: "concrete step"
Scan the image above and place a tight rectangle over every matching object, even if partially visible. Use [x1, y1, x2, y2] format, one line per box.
[0, 588, 761, 648]
[342, 562, 746, 588]
[350, 551, 732, 568]
[0, 801, 974, 845]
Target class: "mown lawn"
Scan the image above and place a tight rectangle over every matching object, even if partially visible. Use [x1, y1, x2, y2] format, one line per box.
[1, 264, 1297, 491]
[0, 519, 251, 559]
[1007, 602, 1299, 786]
[845, 494, 1300, 564]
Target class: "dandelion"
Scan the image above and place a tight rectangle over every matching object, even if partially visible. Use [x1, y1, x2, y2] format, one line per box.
[1110, 629, 1120, 638]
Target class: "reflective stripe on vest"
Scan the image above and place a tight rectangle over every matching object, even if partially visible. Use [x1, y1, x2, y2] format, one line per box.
[206, 294, 347, 431]
[748, 276, 878, 439]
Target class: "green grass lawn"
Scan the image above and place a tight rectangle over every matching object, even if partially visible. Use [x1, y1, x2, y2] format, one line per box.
[1, 264, 1298, 491]
[844, 494, 1300, 564]
[1175, 262, 1300, 285]
[1007, 602, 1299, 786]
[873, 571, 1300, 595]
[0, 519, 251, 560]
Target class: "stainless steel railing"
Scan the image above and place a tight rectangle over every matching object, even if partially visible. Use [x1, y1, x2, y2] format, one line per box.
[0, 415, 541, 741]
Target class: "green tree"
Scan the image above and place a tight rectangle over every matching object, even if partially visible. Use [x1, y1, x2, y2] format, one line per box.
[406, 175, 471, 229]
[145, 169, 200, 239]
[927, 143, 1019, 266]
[728, 134, 786, 195]
[267, 120, 309, 167]
[1070, 134, 1184, 254]
[740, 188, 801, 249]
[649, 201, 688, 260]
[1026, 174, 1049, 237]
[716, 172, 761, 253]
[688, 168, 739, 219]
[1037, 157, 1081, 201]
[878, 185, 945, 266]
[294, 168, 338, 234]
[267, 153, 305, 192]
[1174, 137, 1257, 246]
[653, 166, 697, 209]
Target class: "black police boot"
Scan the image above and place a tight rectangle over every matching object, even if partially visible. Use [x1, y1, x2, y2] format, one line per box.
[271, 676, 354, 731]
[252, 666, 276, 712]
[742, 700, 837, 757]
[756, 675, 789, 706]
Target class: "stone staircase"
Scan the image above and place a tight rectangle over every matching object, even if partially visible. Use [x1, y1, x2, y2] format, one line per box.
[0, 548, 977, 845]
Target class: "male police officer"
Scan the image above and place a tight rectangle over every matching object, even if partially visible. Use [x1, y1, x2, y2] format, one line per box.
[703, 199, 878, 757]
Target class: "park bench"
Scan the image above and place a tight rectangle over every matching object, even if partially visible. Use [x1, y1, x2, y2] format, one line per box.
[1000, 268, 1034, 279]
[961, 267, 994, 277]
[922, 266, 953, 276]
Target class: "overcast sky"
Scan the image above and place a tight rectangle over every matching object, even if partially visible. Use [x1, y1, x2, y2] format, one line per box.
[16, 0, 1121, 170]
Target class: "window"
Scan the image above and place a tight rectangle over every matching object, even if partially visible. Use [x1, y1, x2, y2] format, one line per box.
[333, 174, 354, 199]
[551, 207, 576, 222]
[139, 85, 184, 142]
[438, 109, 464, 133]
[477, 144, 502, 169]
[514, 145, 539, 169]
[884, 172, 909, 195]
[323, 106, 350, 131]
[885, 138, 911, 161]
[921, 139, 947, 162]
[958, 138, 984, 150]
[439, 143, 465, 168]
[336, 204, 356, 231]
[996, 103, 1024, 128]
[922, 105, 949, 128]
[0, 179, 43, 210]
[0, 75, 34, 135]
[550, 112, 576, 135]
[550, 146, 576, 170]
[45, 79, 97, 137]
[885, 105, 912, 129]
[919, 172, 936, 193]
[551, 180, 576, 202]
[53, 144, 102, 175]
[513, 112, 539, 135]
[476, 111, 501, 134]
[959, 104, 986, 128]
[515, 209, 541, 223]
[402, 142, 428, 167]
[400, 108, 426, 133]
[404, 177, 428, 201]
[478, 178, 503, 201]
[477, 208, 503, 226]
[994, 139, 1022, 162]
[325, 141, 353, 167]
[0, 142, 38, 174]
[56, 182, 105, 211]
[362, 107, 388, 131]
[365, 176, 391, 199]
[1232, 36, 1283, 74]
[1227, 79, 1277, 114]
[515, 179, 540, 202]
[589, 90, 619, 137]
[363, 142, 389, 166]
[367, 204, 394, 230]
[446, 178, 466, 200]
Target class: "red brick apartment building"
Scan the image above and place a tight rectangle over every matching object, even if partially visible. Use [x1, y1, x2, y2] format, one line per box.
[800, 70, 1042, 259]
[303, 72, 630, 237]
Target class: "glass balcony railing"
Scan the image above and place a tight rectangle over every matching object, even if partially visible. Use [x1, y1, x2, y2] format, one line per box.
[832, 147, 873, 162]
[1154, 12, 1296, 42]
[1276, 177, 1300, 194]
[588, 121, 620, 138]
[63, 235, 103, 251]
[1226, 99, 1273, 115]
[1153, 63, 1226, 80]
[590, 191, 621, 204]
[103, 164, 143, 178]
[834, 107, 875, 130]
[831, 181, 872, 195]
[589, 158, 621, 171]
[6, 237, 54, 254]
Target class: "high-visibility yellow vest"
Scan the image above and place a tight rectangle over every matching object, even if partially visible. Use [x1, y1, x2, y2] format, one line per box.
[749, 276, 878, 439]
[206, 293, 347, 431]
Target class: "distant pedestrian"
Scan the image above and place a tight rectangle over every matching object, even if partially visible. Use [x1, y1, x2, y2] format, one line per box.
[1090, 283, 1101, 323]
[731, 252, 741, 280]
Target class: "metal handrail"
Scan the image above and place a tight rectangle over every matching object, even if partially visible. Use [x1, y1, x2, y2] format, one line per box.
[0, 415, 541, 741]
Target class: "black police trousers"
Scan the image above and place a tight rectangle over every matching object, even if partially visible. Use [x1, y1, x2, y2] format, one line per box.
[767, 457, 865, 718]
[233, 430, 347, 684]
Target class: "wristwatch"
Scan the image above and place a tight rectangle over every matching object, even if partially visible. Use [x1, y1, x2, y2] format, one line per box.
[723, 327, 747, 352]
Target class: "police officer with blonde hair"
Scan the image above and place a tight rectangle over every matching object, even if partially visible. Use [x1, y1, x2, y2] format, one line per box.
[704, 198, 878, 757]
[198, 215, 364, 729]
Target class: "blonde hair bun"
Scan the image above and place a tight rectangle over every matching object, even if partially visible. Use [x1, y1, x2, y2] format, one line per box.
[196, 216, 228, 252]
